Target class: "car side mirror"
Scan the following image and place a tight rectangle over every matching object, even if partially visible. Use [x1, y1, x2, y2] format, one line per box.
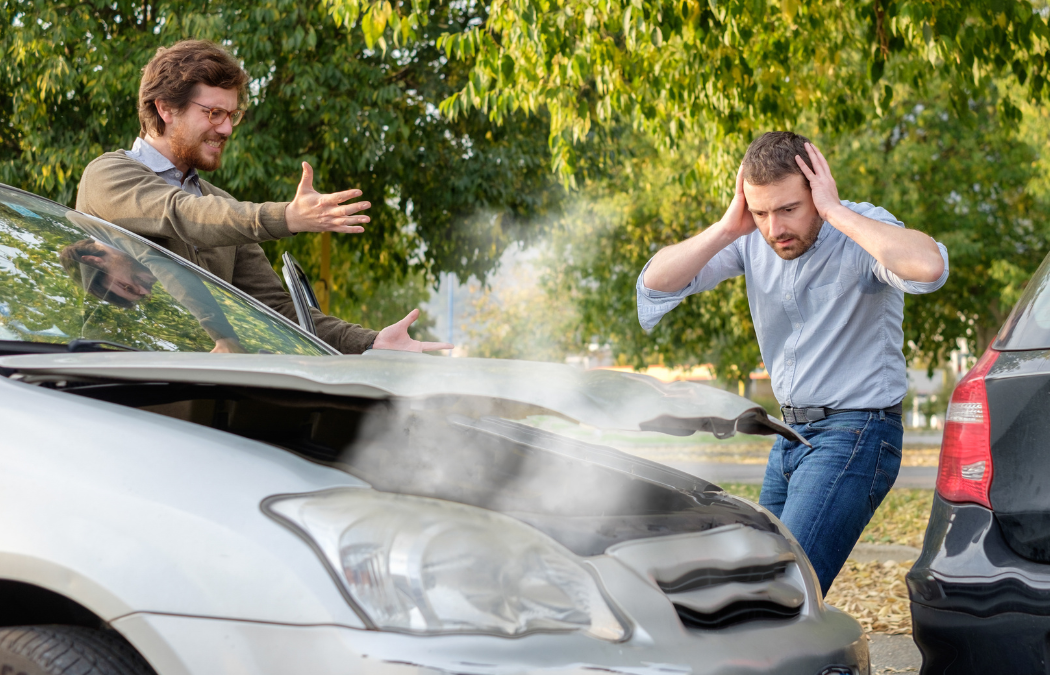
[281, 252, 320, 335]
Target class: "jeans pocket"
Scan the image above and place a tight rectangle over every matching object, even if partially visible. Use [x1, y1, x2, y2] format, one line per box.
[869, 440, 903, 512]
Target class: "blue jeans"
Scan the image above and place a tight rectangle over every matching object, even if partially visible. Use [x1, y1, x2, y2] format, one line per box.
[759, 410, 903, 596]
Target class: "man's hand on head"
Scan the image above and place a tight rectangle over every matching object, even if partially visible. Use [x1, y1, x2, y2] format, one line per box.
[794, 143, 843, 222]
[372, 308, 454, 353]
[717, 166, 758, 239]
[285, 162, 372, 235]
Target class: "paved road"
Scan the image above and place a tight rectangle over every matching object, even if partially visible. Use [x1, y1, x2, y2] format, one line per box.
[870, 634, 921, 673]
[668, 461, 936, 488]
[903, 430, 942, 446]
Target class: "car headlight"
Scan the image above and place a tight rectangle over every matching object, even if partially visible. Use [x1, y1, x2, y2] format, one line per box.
[264, 489, 626, 640]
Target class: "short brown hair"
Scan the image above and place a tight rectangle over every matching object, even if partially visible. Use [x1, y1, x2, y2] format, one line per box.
[138, 40, 249, 138]
[741, 131, 815, 187]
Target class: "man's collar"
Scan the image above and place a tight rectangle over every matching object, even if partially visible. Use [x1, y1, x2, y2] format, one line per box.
[812, 220, 832, 248]
[127, 137, 199, 183]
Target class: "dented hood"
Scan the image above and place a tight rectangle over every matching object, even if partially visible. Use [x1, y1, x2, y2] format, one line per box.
[0, 350, 804, 442]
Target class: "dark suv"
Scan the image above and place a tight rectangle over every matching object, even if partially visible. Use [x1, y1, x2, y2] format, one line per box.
[908, 253, 1050, 673]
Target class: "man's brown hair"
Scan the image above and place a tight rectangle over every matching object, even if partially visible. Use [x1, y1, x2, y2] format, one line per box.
[741, 131, 816, 187]
[138, 40, 249, 138]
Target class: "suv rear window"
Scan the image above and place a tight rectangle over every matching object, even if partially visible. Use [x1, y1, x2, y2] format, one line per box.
[995, 252, 1050, 351]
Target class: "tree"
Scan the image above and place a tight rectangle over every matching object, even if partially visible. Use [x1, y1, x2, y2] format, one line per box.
[309, 0, 1050, 375]
[0, 0, 562, 332]
[325, 0, 1049, 186]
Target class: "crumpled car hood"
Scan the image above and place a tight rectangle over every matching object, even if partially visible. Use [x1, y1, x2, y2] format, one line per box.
[0, 350, 803, 442]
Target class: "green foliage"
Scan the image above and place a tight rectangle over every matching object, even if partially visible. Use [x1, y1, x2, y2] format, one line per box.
[0, 0, 562, 331]
[308, 0, 1050, 376]
[324, 0, 1050, 187]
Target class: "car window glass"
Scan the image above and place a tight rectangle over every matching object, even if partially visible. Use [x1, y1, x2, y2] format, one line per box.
[0, 188, 330, 355]
[995, 252, 1050, 351]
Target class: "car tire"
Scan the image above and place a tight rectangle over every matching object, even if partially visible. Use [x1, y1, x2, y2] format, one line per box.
[0, 625, 156, 675]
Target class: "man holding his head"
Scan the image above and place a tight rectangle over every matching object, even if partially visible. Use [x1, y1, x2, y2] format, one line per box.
[637, 132, 949, 595]
[76, 39, 450, 354]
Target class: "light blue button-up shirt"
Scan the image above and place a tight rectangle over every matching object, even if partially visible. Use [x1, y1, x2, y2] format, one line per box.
[125, 137, 203, 196]
[636, 201, 950, 410]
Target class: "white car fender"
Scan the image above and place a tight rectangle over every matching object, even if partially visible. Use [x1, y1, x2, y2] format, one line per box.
[0, 377, 368, 627]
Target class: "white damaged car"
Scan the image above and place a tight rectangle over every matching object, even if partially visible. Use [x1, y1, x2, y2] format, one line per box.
[0, 184, 868, 675]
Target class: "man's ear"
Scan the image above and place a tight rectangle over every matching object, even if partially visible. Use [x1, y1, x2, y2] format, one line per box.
[154, 99, 177, 127]
[81, 254, 106, 268]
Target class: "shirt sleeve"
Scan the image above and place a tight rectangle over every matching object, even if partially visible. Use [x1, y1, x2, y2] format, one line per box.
[636, 240, 745, 330]
[76, 153, 292, 249]
[846, 201, 950, 295]
[138, 255, 240, 343]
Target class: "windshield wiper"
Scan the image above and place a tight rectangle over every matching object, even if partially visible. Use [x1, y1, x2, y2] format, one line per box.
[0, 340, 140, 356]
[66, 339, 141, 353]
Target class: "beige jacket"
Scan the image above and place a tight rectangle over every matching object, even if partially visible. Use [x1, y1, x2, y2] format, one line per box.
[75, 151, 377, 353]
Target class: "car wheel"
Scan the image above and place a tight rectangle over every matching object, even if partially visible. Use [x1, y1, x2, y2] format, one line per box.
[0, 625, 156, 675]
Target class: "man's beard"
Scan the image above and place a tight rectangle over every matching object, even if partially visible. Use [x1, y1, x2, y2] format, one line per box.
[169, 121, 226, 173]
[765, 213, 823, 260]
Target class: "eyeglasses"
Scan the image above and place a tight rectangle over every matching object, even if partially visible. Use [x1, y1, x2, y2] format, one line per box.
[189, 100, 246, 127]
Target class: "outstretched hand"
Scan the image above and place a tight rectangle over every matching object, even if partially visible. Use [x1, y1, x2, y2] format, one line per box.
[718, 166, 757, 239]
[794, 142, 842, 222]
[285, 162, 372, 234]
[373, 308, 454, 353]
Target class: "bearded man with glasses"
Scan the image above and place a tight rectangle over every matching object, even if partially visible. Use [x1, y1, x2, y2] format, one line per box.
[76, 39, 450, 354]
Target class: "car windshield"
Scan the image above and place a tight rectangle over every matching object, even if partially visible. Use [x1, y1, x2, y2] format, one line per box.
[0, 185, 331, 355]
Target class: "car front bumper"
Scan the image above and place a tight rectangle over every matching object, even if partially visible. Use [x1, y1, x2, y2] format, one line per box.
[113, 610, 868, 675]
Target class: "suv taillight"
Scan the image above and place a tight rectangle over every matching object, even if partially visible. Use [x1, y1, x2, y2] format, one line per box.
[937, 346, 999, 508]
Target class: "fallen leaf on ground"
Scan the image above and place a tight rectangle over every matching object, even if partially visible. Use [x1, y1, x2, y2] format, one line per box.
[826, 559, 914, 634]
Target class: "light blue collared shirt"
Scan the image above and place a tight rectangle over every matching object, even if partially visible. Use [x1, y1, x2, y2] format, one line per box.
[125, 137, 203, 196]
[636, 201, 950, 410]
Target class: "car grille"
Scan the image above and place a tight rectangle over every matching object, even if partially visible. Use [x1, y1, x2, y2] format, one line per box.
[657, 561, 790, 593]
[607, 524, 808, 632]
[674, 598, 802, 630]
[660, 561, 803, 630]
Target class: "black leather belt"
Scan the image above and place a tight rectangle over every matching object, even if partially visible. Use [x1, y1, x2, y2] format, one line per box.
[780, 402, 903, 425]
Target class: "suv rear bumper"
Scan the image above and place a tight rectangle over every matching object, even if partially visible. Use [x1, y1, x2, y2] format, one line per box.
[910, 603, 1050, 673]
[908, 495, 1050, 674]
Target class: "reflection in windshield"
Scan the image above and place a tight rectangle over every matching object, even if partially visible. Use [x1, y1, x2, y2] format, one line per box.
[60, 239, 158, 307]
[0, 188, 330, 355]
